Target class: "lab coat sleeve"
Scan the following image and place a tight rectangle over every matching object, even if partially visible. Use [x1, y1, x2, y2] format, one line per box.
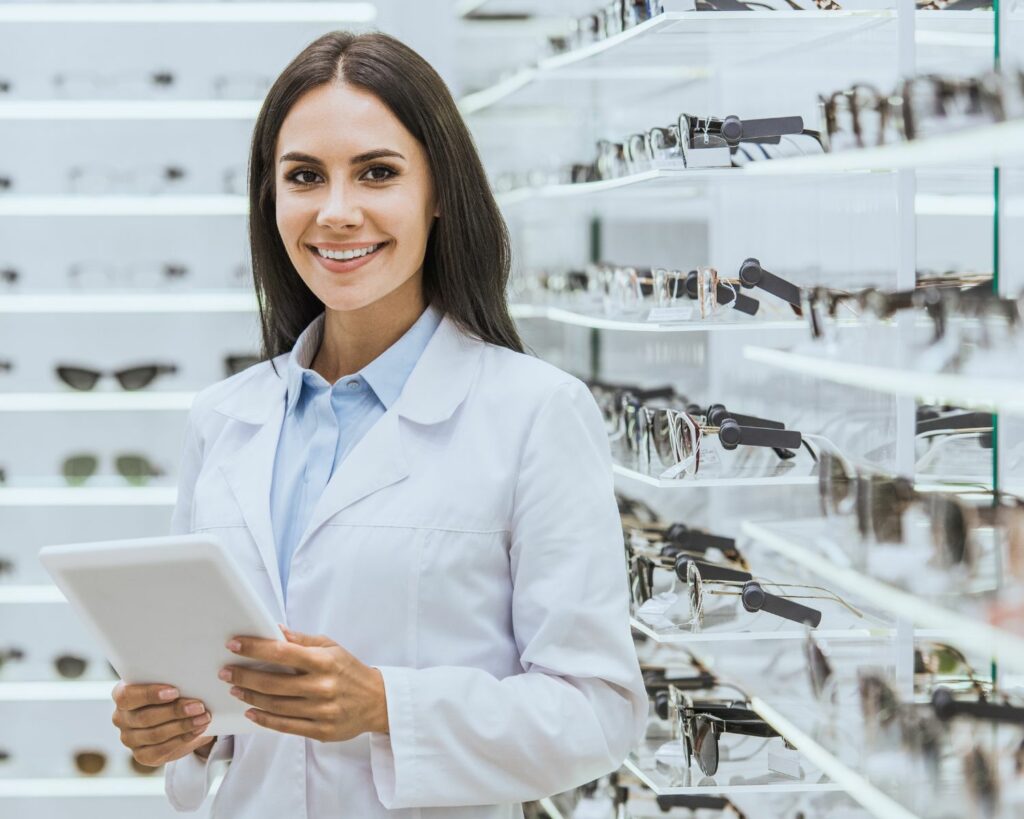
[368, 378, 649, 808]
[163, 406, 236, 811]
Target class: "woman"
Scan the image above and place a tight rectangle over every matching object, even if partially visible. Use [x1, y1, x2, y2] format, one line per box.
[110, 31, 647, 818]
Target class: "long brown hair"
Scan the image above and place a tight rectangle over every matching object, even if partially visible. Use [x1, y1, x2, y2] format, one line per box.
[246, 31, 524, 372]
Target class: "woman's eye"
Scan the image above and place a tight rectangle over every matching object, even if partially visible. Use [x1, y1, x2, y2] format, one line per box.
[363, 165, 397, 183]
[287, 169, 321, 186]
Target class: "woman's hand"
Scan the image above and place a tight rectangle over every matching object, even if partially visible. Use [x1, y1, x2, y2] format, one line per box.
[111, 682, 215, 765]
[220, 625, 389, 742]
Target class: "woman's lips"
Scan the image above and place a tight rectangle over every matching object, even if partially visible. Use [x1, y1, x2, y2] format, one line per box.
[308, 242, 388, 274]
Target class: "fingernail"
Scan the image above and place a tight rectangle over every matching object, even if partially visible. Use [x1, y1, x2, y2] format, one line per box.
[230, 686, 241, 697]
[184, 702, 204, 716]
[226, 640, 241, 652]
[193, 713, 212, 726]
[159, 688, 179, 701]
[218, 669, 232, 682]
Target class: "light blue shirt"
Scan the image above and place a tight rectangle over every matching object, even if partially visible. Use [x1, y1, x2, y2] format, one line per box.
[270, 303, 443, 602]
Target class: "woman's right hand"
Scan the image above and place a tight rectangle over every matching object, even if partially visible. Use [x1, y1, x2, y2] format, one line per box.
[112, 681, 215, 765]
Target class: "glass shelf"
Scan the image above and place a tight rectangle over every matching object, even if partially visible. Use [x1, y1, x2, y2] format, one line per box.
[0, 487, 176, 507]
[459, 9, 896, 115]
[509, 302, 811, 333]
[748, 697, 923, 819]
[0, 392, 195, 412]
[741, 518, 1024, 675]
[744, 120, 1024, 175]
[495, 168, 856, 214]
[455, 0, 592, 17]
[743, 345, 1024, 417]
[0, 774, 224, 797]
[0, 292, 257, 313]
[0, 196, 247, 217]
[613, 461, 819, 490]
[0, 100, 261, 120]
[0, 682, 115, 701]
[0, 585, 66, 603]
[0, 3, 377, 23]
[630, 612, 892, 645]
[623, 737, 841, 796]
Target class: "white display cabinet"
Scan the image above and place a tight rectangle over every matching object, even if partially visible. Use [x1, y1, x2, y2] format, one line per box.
[464, 0, 1022, 816]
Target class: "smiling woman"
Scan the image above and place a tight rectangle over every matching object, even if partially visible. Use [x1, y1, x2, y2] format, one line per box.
[247, 31, 523, 377]
[138, 29, 647, 819]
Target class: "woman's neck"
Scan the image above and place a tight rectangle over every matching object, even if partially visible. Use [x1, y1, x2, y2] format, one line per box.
[311, 281, 427, 384]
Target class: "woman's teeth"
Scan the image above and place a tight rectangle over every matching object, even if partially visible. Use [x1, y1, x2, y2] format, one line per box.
[315, 243, 383, 261]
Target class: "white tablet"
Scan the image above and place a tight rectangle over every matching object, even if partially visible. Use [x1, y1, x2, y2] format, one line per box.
[39, 533, 293, 736]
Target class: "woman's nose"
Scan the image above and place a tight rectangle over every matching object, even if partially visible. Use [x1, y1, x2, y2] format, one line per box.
[316, 183, 363, 230]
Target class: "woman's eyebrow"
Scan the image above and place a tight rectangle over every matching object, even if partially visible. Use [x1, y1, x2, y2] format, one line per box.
[278, 149, 406, 165]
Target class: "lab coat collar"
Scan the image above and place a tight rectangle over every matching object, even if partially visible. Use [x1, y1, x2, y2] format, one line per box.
[212, 309, 482, 427]
[208, 310, 484, 617]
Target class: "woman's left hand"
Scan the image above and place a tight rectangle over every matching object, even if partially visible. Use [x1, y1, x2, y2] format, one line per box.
[220, 626, 389, 741]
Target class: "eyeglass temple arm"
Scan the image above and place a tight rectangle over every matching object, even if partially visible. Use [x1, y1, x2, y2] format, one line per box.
[742, 581, 823, 627]
[662, 523, 737, 552]
[738, 258, 802, 307]
[677, 558, 752, 584]
[717, 419, 802, 451]
[932, 688, 1024, 725]
[657, 795, 733, 812]
[917, 411, 993, 435]
[707, 403, 785, 430]
[720, 115, 804, 146]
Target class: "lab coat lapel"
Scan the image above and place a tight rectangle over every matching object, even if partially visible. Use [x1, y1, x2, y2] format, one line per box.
[214, 363, 289, 617]
[291, 313, 484, 559]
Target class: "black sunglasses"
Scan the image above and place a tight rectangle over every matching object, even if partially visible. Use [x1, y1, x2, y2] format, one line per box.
[62, 453, 163, 486]
[55, 363, 177, 391]
[669, 686, 783, 776]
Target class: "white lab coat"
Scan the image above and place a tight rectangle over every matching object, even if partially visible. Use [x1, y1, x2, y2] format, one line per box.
[163, 311, 648, 818]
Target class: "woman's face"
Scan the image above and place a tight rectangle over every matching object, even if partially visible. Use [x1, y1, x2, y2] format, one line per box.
[274, 82, 437, 313]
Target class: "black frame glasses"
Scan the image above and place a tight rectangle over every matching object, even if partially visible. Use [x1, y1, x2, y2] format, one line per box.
[55, 363, 177, 391]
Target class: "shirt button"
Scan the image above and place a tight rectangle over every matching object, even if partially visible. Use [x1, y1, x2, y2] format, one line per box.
[347, 380, 360, 390]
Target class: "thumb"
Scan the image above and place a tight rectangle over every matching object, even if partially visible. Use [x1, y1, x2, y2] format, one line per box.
[278, 624, 335, 648]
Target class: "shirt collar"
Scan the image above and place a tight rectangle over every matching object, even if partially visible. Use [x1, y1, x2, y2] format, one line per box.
[284, 303, 443, 416]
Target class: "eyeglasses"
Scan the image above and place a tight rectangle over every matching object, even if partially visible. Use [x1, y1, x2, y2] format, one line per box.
[686, 560, 863, 630]
[51, 69, 175, 99]
[211, 72, 271, 100]
[819, 69, 1020, 152]
[55, 654, 88, 680]
[819, 447, 1024, 567]
[222, 163, 247, 196]
[668, 685, 783, 776]
[62, 454, 164, 487]
[858, 670, 944, 784]
[560, 1, 660, 54]
[67, 260, 189, 289]
[66, 163, 187, 196]
[74, 750, 107, 775]
[616, 491, 660, 528]
[624, 112, 808, 172]
[804, 629, 837, 706]
[225, 353, 261, 377]
[55, 363, 177, 391]
[590, 380, 805, 478]
[0, 647, 25, 671]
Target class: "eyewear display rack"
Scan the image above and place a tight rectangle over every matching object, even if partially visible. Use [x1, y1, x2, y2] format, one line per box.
[0, 4, 386, 819]
[459, 1, 1023, 818]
